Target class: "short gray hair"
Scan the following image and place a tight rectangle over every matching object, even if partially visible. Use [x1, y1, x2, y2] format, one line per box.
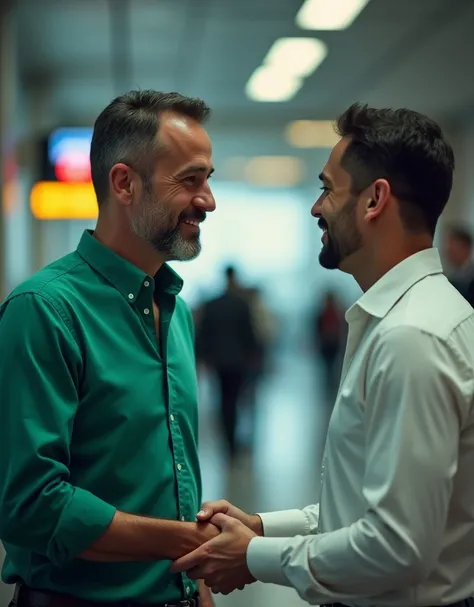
[90, 90, 211, 205]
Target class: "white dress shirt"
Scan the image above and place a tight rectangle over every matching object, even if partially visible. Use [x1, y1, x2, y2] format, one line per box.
[247, 248, 474, 607]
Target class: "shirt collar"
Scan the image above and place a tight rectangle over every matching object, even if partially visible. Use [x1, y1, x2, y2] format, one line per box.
[346, 247, 443, 322]
[77, 230, 183, 302]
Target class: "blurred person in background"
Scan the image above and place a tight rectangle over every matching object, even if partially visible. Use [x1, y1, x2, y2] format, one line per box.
[241, 285, 277, 448]
[312, 289, 345, 400]
[172, 104, 474, 607]
[195, 266, 259, 460]
[246, 285, 276, 377]
[443, 225, 474, 306]
[0, 90, 218, 607]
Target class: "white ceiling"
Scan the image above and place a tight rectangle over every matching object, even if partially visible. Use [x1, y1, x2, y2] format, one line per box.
[13, 0, 474, 185]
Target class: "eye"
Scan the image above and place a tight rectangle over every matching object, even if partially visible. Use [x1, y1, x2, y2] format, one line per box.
[184, 173, 213, 186]
[320, 185, 330, 194]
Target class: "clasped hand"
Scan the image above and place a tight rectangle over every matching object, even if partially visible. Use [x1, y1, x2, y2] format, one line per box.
[171, 501, 259, 595]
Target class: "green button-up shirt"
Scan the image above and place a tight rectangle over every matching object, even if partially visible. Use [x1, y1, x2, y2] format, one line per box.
[0, 230, 202, 603]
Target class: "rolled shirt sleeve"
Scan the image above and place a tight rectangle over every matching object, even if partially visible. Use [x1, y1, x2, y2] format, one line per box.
[247, 327, 469, 604]
[0, 293, 116, 567]
[257, 503, 319, 538]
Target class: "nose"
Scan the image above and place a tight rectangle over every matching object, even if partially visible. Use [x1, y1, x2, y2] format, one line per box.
[311, 199, 322, 217]
[193, 190, 216, 213]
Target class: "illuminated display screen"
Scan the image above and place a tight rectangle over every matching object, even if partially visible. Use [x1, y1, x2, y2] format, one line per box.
[40, 127, 93, 183]
[33, 127, 95, 219]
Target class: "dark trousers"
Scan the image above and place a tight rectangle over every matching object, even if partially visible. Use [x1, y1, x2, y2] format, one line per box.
[215, 367, 246, 457]
[10, 583, 200, 606]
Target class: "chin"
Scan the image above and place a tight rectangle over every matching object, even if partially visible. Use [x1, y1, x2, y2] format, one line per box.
[318, 248, 340, 270]
[170, 243, 202, 262]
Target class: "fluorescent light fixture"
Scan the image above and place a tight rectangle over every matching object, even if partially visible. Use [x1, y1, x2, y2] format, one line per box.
[264, 37, 328, 77]
[286, 120, 340, 148]
[245, 65, 303, 102]
[296, 0, 370, 30]
[244, 156, 306, 187]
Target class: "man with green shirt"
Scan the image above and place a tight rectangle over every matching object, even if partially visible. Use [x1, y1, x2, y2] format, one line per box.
[0, 90, 217, 607]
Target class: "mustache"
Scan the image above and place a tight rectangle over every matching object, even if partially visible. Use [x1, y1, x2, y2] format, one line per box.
[179, 209, 206, 224]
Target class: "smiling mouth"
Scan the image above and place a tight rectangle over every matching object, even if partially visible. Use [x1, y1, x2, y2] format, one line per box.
[181, 219, 201, 227]
[319, 222, 329, 243]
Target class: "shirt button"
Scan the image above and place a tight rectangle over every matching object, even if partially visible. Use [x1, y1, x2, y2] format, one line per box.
[186, 586, 191, 595]
[144, 280, 150, 287]
[177, 463, 182, 471]
[170, 414, 175, 422]
[128, 293, 134, 300]
[144, 308, 150, 315]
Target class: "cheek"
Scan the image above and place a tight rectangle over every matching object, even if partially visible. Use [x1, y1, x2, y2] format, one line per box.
[323, 191, 341, 213]
[167, 185, 195, 209]
[322, 195, 339, 223]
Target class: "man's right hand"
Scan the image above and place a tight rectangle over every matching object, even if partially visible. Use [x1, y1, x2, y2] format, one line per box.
[196, 500, 263, 536]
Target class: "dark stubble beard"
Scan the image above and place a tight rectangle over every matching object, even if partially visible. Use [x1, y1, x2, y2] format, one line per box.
[319, 196, 363, 270]
[130, 189, 202, 262]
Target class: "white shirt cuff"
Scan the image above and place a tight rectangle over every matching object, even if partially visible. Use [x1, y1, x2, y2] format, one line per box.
[258, 509, 310, 538]
[246, 536, 289, 585]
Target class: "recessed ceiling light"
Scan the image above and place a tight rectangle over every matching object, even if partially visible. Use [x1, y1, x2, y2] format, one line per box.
[296, 0, 370, 30]
[263, 37, 328, 77]
[245, 65, 303, 102]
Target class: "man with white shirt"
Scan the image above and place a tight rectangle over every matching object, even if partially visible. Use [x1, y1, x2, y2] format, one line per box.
[171, 103, 474, 607]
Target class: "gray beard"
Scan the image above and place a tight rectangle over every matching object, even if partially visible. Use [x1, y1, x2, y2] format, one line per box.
[130, 201, 202, 262]
[152, 227, 202, 262]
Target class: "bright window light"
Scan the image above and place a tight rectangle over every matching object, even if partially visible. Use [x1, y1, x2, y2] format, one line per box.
[285, 120, 340, 148]
[296, 0, 370, 30]
[264, 37, 328, 77]
[245, 65, 303, 102]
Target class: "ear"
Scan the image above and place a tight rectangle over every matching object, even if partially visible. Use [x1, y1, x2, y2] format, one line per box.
[109, 163, 136, 206]
[363, 178, 391, 223]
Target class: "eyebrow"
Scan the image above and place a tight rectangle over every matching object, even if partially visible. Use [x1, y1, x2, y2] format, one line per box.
[180, 165, 215, 177]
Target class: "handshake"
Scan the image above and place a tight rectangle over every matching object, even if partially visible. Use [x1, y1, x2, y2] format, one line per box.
[171, 500, 264, 596]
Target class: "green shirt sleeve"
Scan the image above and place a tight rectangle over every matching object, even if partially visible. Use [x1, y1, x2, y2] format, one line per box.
[0, 292, 116, 566]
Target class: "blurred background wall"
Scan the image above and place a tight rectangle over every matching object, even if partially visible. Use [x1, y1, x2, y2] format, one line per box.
[1, 1, 474, 605]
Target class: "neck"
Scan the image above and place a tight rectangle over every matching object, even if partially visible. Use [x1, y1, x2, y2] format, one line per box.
[349, 234, 433, 292]
[94, 209, 165, 277]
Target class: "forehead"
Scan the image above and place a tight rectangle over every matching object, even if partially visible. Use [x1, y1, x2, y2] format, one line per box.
[158, 112, 212, 165]
[322, 136, 351, 183]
